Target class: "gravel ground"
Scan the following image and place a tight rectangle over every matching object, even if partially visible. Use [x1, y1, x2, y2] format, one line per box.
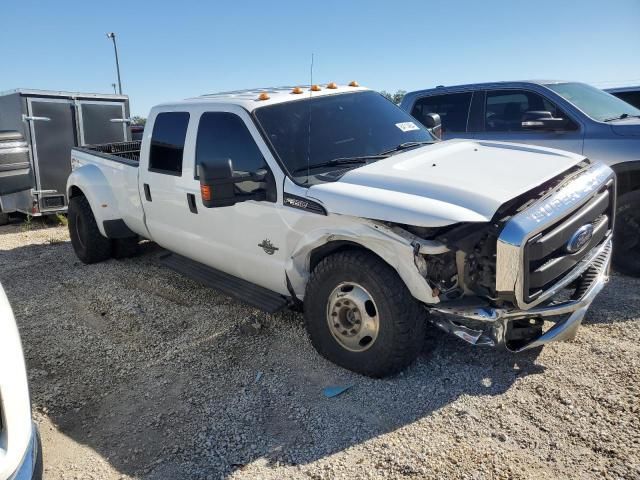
[0, 219, 639, 480]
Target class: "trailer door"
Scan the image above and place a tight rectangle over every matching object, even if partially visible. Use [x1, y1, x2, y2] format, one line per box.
[26, 97, 77, 210]
[77, 100, 129, 145]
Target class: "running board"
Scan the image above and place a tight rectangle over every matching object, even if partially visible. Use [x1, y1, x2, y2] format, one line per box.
[159, 253, 290, 314]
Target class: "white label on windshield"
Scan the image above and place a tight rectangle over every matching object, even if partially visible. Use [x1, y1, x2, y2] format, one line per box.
[395, 122, 419, 132]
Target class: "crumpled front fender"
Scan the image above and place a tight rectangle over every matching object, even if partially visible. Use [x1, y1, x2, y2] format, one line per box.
[285, 221, 440, 304]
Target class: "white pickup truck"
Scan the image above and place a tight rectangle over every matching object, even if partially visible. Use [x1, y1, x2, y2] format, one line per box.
[67, 84, 615, 377]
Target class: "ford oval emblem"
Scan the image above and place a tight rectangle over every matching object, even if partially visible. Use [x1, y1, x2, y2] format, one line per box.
[566, 224, 594, 254]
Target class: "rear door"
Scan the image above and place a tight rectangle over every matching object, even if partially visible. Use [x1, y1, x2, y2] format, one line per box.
[137, 110, 192, 251]
[475, 88, 584, 154]
[26, 97, 77, 210]
[410, 92, 475, 140]
[77, 100, 129, 145]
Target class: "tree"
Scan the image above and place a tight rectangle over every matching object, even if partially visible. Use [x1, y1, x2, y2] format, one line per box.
[380, 89, 407, 105]
[131, 116, 146, 126]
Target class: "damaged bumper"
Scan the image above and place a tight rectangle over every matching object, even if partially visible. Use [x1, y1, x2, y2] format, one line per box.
[430, 238, 612, 352]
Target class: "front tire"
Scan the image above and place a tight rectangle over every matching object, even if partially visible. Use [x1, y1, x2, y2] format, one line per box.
[613, 190, 640, 277]
[304, 251, 426, 377]
[67, 196, 112, 264]
[0, 212, 9, 226]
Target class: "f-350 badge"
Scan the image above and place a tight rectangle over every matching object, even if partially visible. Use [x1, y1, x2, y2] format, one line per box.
[258, 239, 279, 255]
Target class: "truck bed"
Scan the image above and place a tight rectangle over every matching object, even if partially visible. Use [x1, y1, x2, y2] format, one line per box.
[75, 140, 141, 165]
[69, 140, 148, 239]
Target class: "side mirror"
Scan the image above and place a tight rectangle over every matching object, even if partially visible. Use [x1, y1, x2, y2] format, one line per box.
[422, 112, 442, 139]
[198, 158, 268, 208]
[521, 111, 567, 130]
[199, 158, 237, 208]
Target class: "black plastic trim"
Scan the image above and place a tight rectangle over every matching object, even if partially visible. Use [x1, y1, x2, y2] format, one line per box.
[283, 193, 327, 215]
[103, 219, 137, 239]
[73, 147, 139, 167]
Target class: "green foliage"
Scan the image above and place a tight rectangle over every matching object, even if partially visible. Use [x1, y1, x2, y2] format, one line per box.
[131, 116, 147, 126]
[56, 213, 68, 226]
[380, 90, 407, 105]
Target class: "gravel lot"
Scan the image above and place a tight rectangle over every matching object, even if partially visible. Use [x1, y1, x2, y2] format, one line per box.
[1, 219, 639, 479]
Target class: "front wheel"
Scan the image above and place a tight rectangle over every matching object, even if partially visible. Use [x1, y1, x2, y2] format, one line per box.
[613, 190, 640, 277]
[67, 196, 112, 264]
[304, 251, 426, 377]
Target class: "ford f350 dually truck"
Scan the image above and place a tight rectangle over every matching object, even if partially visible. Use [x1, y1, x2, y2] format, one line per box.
[66, 84, 615, 377]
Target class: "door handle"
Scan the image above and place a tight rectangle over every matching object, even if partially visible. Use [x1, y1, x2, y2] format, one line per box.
[187, 193, 198, 214]
[143, 183, 152, 202]
[22, 115, 51, 122]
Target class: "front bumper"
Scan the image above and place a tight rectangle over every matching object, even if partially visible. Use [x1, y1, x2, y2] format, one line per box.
[430, 238, 612, 352]
[9, 423, 42, 480]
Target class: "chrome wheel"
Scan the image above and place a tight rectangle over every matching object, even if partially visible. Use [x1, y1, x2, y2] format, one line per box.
[326, 282, 379, 352]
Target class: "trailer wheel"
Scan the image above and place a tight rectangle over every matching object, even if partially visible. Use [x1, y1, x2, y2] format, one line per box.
[112, 237, 139, 259]
[613, 190, 640, 277]
[304, 250, 426, 377]
[68, 196, 112, 264]
[0, 212, 9, 226]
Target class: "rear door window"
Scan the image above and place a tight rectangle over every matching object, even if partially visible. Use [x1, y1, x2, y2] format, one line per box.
[411, 92, 472, 133]
[148, 112, 190, 175]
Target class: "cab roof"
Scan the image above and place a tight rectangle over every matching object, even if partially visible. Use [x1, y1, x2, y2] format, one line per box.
[154, 83, 370, 112]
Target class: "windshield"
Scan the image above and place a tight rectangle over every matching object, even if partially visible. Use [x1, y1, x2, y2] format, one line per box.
[546, 82, 640, 122]
[254, 91, 434, 183]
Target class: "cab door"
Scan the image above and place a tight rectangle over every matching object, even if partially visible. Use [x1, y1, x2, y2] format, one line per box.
[137, 110, 193, 252]
[177, 107, 289, 294]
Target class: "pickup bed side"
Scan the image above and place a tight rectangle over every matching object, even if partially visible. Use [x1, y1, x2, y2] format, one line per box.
[68, 142, 150, 239]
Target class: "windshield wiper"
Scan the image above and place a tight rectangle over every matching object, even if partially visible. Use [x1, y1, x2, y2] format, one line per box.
[379, 141, 435, 155]
[603, 113, 640, 122]
[292, 155, 389, 174]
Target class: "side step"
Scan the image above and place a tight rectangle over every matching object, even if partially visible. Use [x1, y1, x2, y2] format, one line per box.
[159, 253, 290, 314]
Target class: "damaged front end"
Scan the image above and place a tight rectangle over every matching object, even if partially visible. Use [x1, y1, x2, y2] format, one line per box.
[407, 161, 615, 352]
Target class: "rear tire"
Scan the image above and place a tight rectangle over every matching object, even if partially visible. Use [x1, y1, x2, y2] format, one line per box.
[0, 212, 9, 226]
[613, 190, 640, 277]
[67, 196, 112, 264]
[304, 251, 426, 377]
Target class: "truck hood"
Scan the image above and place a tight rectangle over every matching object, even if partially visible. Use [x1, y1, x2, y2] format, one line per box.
[306, 139, 585, 227]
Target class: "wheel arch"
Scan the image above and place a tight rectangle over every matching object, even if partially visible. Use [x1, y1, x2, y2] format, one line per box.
[611, 161, 640, 196]
[67, 164, 121, 237]
[286, 225, 438, 305]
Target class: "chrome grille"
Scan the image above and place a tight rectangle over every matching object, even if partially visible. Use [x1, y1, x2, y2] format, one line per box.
[523, 178, 614, 302]
[496, 162, 616, 310]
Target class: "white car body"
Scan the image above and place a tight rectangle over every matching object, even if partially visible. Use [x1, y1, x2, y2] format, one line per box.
[0, 284, 41, 480]
[66, 85, 615, 373]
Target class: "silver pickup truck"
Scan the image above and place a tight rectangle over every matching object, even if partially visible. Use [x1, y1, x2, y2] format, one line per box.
[401, 81, 640, 276]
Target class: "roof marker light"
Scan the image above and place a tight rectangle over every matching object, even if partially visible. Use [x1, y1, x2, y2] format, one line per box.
[291, 87, 303, 94]
[310, 85, 321, 92]
[258, 92, 270, 100]
[327, 82, 338, 89]
[348, 81, 359, 87]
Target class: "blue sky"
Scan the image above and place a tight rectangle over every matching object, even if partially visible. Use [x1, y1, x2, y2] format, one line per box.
[1, 0, 639, 116]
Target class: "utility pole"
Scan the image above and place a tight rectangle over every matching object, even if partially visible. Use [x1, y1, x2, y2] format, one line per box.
[106, 32, 122, 94]
[111, 83, 117, 94]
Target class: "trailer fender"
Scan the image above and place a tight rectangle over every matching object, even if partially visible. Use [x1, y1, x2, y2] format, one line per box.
[67, 164, 121, 238]
[286, 222, 439, 305]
